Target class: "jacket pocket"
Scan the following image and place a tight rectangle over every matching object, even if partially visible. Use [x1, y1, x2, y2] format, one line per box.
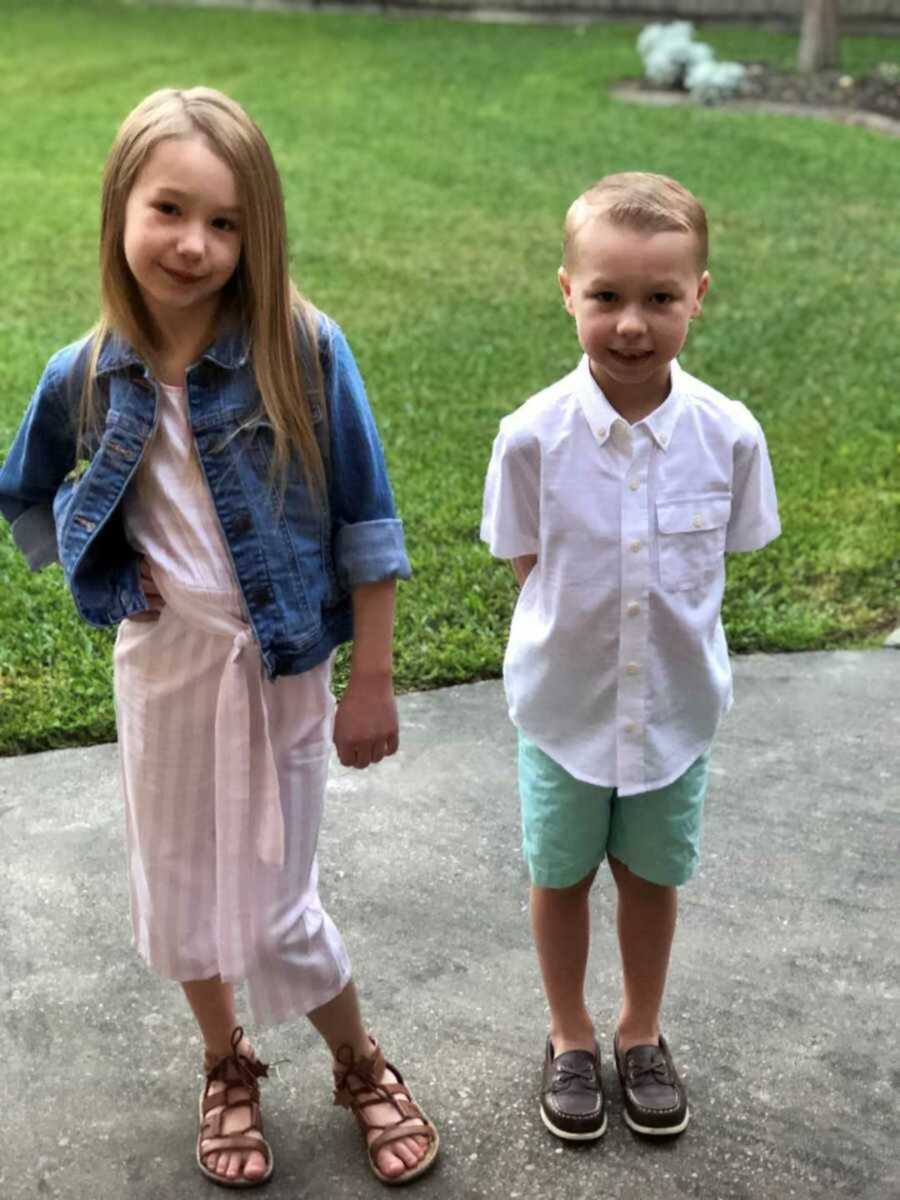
[656, 494, 731, 592]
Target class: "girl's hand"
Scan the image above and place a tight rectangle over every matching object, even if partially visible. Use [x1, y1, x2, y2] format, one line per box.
[131, 557, 166, 622]
[333, 674, 399, 769]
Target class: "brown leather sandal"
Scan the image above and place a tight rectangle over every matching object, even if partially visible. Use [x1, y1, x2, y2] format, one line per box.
[332, 1038, 439, 1186]
[197, 1026, 274, 1189]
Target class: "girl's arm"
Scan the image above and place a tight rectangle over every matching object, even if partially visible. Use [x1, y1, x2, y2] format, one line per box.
[0, 351, 79, 569]
[332, 579, 399, 770]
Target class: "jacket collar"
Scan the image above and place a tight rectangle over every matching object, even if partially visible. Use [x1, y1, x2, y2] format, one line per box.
[95, 327, 250, 376]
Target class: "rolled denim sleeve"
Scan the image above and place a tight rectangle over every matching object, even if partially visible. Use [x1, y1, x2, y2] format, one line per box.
[0, 352, 78, 570]
[322, 321, 411, 589]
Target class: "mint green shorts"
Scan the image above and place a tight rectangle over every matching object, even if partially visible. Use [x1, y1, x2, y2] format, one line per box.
[518, 733, 710, 889]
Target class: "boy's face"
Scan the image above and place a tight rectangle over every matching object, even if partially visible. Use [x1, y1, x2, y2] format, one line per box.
[559, 215, 709, 414]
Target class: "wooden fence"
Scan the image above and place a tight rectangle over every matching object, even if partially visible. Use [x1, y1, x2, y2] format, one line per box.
[170, 0, 900, 26]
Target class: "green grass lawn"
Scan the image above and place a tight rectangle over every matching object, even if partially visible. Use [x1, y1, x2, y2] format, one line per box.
[1, 0, 898, 753]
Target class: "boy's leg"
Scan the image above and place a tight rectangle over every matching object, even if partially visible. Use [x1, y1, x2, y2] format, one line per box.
[605, 863, 688, 1135]
[606, 855, 676, 1052]
[604, 753, 709, 1135]
[518, 735, 611, 1138]
[532, 874, 607, 1139]
[530, 870, 598, 1054]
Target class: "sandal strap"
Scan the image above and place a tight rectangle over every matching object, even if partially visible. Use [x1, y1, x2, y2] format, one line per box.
[332, 1039, 437, 1177]
[198, 1026, 273, 1171]
[368, 1118, 437, 1159]
[332, 1038, 387, 1108]
[204, 1026, 269, 1089]
[202, 1081, 262, 1119]
[200, 1133, 271, 1163]
[202, 1099, 263, 1138]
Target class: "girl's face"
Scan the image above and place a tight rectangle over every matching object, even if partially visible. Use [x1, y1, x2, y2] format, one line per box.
[123, 134, 242, 332]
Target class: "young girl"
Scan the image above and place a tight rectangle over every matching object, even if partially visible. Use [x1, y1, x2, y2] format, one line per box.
[0, 87, 438, 1189]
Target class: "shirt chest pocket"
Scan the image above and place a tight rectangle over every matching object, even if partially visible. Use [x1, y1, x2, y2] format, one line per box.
[656, 495, 732, 592]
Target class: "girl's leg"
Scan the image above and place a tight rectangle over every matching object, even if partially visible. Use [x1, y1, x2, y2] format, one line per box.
[183, 977, 269, 1184]
[307, 980, 431, 1180]
[183, 976, 238, 1058]
[607, 853, 677, 1050]
[530, 869, 598, 1053]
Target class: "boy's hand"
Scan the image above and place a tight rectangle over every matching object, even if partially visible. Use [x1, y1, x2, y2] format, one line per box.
[512, 554, 537, 586]
[131, 557, 165, 622]
[333, 674, 399, 769]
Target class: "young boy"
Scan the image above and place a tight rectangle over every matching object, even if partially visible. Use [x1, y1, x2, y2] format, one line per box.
[481, 173, 779, 1141]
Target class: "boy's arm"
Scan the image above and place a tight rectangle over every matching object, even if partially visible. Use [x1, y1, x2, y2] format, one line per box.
[481, 422, 540, 564]
[511, 554, 537, 585]
[726, 417, 781, 552]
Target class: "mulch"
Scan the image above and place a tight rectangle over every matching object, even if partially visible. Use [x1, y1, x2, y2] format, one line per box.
[612, 62, 900, 137]
[739, 62, 900, 122]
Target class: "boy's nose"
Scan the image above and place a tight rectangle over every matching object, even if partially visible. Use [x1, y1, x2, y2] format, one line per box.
[617, 306, 647, 336]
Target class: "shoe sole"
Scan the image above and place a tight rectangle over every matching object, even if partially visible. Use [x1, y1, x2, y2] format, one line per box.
[540, 1104, 608, 1141]
[623, 1106, 690, 1137]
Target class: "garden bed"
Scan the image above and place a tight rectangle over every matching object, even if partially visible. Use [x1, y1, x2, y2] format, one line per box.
[614, 60, 900, 136]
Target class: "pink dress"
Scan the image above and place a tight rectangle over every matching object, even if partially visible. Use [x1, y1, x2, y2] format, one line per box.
[114, 382, 350, 1026]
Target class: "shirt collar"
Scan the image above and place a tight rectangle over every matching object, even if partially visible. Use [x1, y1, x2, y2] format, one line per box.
[575, 355, 686, 452]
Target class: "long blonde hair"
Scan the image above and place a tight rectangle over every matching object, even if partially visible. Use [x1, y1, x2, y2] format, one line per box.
[79, 86, 325, 494]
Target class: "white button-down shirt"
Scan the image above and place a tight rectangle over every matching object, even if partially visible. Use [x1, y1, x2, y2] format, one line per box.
[481, 356, 781, 795]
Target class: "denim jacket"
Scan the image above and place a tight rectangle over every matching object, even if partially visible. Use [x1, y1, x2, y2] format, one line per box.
[0, 315, 411, 679]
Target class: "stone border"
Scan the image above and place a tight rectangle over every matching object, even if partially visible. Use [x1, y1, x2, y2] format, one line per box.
[610, 80, 900, 137]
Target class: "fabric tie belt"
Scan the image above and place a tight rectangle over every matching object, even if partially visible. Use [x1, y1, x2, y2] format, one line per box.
[154, 571, 285, 981]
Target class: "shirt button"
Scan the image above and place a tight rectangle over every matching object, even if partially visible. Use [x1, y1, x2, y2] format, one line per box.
[628, 478, 640, 491]
[659, 433, 668, 446]
[626, 601, 640, 617]
[625, 721, 638, 734]
[596, 426, 606, 439]
[629, 540, 642, 553]
[625, 661, 640, 675]
[693, 514, 704, 528]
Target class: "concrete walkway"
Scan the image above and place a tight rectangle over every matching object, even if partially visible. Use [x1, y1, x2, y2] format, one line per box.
[1, 650, 897, 1200]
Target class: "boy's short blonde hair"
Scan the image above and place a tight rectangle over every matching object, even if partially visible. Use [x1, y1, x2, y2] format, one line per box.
[563, 172, 708, 272]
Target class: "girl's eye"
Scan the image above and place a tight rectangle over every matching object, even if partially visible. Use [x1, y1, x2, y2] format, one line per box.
[211, 217, 238, 233]
[156, 201, 179, 216]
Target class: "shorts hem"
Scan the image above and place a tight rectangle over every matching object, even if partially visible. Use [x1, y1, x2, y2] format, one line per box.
[607, 848, 698, 888]
[526, 858, 604, 889]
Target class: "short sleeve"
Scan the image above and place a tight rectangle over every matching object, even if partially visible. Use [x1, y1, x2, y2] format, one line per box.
[726, 418, 781, 552]
[480, 421, 540, 559]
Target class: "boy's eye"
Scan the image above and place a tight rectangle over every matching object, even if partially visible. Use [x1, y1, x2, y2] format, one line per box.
[593, 291, 617, 303]
[651, 292, 674, 305]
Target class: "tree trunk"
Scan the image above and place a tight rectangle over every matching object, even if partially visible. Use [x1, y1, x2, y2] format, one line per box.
[797, 0, 840, 73]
